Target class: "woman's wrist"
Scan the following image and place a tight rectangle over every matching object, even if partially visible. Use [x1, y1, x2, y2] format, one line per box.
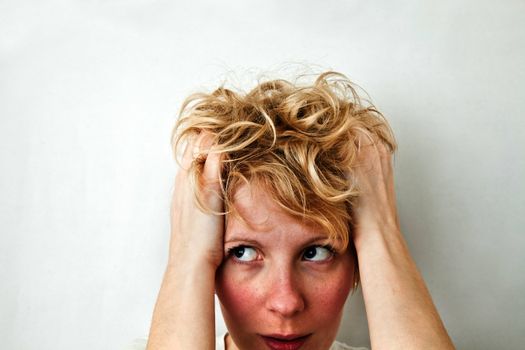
[166, 247, 220, 274]
[353, 224, 404, 254]
[148, 248, 217, 350]
[354, 226, 455, 349]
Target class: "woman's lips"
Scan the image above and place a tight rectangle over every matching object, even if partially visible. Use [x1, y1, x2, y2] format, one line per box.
[260, 334, 311, 350]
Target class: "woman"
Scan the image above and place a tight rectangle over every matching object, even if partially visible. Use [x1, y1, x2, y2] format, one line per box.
[144, 71, 455, 349]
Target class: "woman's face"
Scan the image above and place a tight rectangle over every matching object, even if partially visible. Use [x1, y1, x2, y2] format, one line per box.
[215, 183, 355, 350]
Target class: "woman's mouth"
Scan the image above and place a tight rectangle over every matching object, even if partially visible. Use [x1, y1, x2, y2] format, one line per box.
[260, 334, 311, 350]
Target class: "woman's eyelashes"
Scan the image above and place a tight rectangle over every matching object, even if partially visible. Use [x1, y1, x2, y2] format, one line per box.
[227, 246, 260, 263]
[226, 245, 336, 264]
[302, 245, 336, 262]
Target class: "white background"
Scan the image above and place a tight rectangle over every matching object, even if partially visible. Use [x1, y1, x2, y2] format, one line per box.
[1, 1, 524, 349]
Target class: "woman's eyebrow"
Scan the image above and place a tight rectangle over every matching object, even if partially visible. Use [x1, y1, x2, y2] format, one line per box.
[224, 236, 261, 245]
[224, 235, 335, 246]
[302, 236, 346, 251]
[302, 235, 335, 245]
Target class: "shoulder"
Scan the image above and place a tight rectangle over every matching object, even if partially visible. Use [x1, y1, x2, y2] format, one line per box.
[123, 337, 147, 350]
[124, 334, 227, 350]
[331, 340, 369, 350]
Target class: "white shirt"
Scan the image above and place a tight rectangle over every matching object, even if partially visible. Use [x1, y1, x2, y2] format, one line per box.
[125, 333, 369, 350]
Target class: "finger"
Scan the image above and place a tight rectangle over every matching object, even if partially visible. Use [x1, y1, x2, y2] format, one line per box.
[202, 145, 222, 187]
[194, 132, 223, 213]
[181, 134, 198, 171]
[355, 130, 392, 167]
[194, 131, 213, 157]
[196, 132, 222, 187]
[354, 128, 377, 149]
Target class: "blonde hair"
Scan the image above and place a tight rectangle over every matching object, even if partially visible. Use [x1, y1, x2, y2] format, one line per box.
[172, 71, 396, 287]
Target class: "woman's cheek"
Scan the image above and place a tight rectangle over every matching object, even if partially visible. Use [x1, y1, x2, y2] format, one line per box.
[308, 263, 354, 315]
[216, 264, 262, 314]
[320, 277, 351, 312]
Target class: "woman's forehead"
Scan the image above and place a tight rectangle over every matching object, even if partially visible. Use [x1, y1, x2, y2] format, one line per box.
[226, 183, 336, 246]
[230, 183, 282, 224]
[229, 183, 311, 227]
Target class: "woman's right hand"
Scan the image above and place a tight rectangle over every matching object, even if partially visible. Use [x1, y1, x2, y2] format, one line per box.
[168, 131, 224, 269]
[147, 132, 223, 350]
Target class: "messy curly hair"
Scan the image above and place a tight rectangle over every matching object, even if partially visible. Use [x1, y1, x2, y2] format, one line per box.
[172, 71, 396, 287]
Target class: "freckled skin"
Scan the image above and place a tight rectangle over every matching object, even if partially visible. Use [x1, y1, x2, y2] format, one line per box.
[215, 184, 355, 350]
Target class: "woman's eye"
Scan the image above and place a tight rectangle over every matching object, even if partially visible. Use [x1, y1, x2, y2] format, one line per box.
[230, 246, 258, 262]
[303, 246, 334, 262]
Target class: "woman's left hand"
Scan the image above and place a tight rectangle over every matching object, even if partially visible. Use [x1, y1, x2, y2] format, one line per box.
[350, 132, 455, 350]
[351, 133, 400, 247]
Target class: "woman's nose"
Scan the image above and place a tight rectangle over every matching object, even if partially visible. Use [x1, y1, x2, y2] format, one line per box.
[265, 269, 305, 317]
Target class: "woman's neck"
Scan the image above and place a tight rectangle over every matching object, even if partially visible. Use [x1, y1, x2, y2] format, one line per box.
[224, 332, 239, 350]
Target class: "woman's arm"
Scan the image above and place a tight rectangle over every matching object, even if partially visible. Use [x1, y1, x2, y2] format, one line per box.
[147, 133, 223, 350]
[352, 135, 455, 350]
[147, 259, 217, 350]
